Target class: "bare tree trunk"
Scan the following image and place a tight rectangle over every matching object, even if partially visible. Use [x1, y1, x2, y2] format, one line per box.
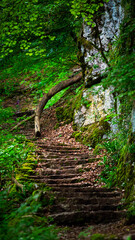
[35, 72, 82, 137]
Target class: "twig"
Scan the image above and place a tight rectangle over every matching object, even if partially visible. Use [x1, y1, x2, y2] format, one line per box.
[10, 113, 35, 132]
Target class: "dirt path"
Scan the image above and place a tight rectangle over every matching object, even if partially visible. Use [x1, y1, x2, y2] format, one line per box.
[16, 106, 135, 239]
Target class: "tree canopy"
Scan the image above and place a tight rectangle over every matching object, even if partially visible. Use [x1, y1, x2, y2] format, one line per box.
[0, 0, 74, 59]
[0, 0, 110, 62]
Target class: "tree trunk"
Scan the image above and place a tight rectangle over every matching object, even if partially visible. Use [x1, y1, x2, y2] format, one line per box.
[35, 72, 82, 137]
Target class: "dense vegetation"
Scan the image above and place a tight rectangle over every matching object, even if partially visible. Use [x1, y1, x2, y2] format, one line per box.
[0, 0, 135, 239]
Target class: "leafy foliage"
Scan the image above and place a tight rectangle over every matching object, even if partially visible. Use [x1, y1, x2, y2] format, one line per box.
[99, 129, 135, 192]
[0, 100, 14, 123]
[78, 227, 92, 238]
[0, 188, 59, 240]
[0, 103, 32, 189]
[0, 0, 75, 60]
[0, 104, 59, 240]
[0, 0, 135, 235]
[0, 134, 30, 183]
[99, 138, 120, 188]
[102, 51, 135, 99]
[70, 0, 109, 27]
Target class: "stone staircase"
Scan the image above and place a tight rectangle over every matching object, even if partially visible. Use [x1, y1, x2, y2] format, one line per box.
[30, 143, 126, 225]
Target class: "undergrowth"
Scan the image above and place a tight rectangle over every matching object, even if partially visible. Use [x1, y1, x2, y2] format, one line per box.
[0, 39, 78, 110]
[0, 104, 59, 240]
[98, 127, 135, 222]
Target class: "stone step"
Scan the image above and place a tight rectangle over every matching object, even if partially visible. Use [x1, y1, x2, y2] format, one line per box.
[52, 189, 123, 198]
[44, 184, 123, 193]
[37, 147, 88, 154]
[37, 167, 81, 175]
[37, 144, 84, 151]
[30, 176, 89, 184]
[54, 196, 122, 205]
[49, 203, 123, 213]
[15, 112, 126, 226]
[36, 159, 97, 167]
[41, 173, 78, 179]
[50, 186, 124, 197]
[36, 167, 93, 175]
[37, 154, 90, 160]
[48, 210, 126, 225]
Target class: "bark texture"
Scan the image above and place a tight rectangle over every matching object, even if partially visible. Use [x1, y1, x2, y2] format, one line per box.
[35, 72, 82, 137]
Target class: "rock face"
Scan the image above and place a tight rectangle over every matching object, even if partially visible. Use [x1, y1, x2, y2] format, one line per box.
[74, 0, 124, 134]
[74, 86, 114, 126]
[83, 0, 124, 82]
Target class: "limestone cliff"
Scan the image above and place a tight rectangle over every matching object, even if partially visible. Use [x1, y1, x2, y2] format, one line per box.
[74, 0, 124, 136]
[72, 0, 135, 210]
[83, 0, 124, 84]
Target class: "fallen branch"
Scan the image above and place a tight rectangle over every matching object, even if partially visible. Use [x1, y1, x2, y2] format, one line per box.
[13, 110, 35, 118]
[11, 114, 35, 132]
[35, 72, 82, 137]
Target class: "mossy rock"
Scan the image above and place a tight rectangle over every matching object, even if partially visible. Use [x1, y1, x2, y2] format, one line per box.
[73, 117, 110, 147]
[117, 134, 135, 205]
[55, 88, 86, 126]
[55, 103, 74, 124]
[15, 152, 38, 184]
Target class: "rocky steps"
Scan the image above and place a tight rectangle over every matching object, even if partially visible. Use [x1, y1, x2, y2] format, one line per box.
[15, 108, 135, 238]
[32, 143, 125, 225]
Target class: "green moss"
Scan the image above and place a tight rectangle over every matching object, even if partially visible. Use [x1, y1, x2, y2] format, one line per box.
[14, 152, 38, 184]
[127, 201, 135, 224]
[55, 102, 74, 124]
[72, 131, 82, 141]
[55, 88, 86, 125]
[90, 233, 117, 240]
[72, 117, 110, 147]
[93, 144, 103, 155]
[117, 135, 135, 205]
[91, 234, 105, 240]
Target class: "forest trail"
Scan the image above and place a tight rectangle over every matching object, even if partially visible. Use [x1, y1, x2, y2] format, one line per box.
[15, 106, 135, 239]
[34, 143, 125, 225]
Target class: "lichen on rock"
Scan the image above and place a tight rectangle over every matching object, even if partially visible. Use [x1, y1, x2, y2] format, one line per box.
[73, 85, 118, 134]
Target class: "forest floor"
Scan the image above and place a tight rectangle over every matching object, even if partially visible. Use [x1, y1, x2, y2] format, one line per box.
[13, 104, 135, 240]
[3, 89, 135, 240]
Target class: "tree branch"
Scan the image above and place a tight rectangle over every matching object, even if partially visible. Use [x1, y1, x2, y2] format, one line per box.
[35, 72, 82, 137]
[11, 114, 35, 132]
